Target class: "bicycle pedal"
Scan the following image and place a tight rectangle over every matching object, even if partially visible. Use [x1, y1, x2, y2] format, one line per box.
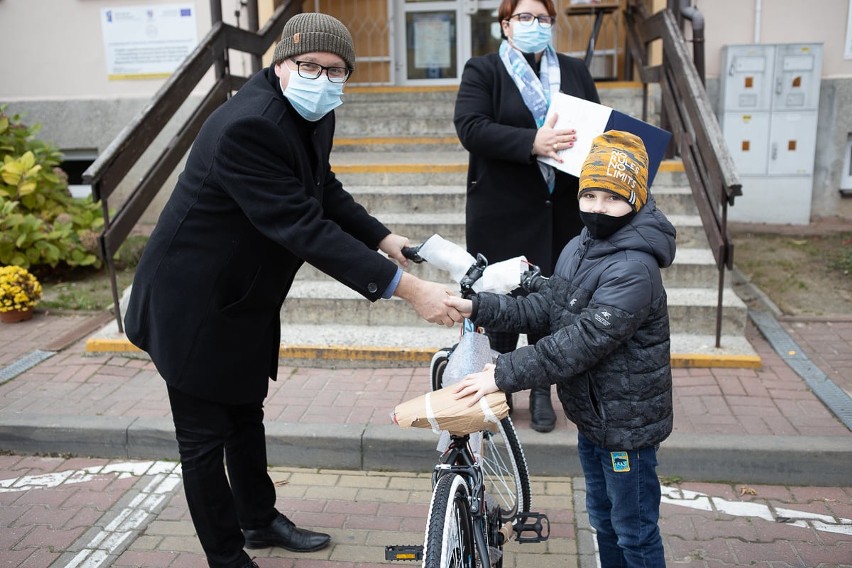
[514, 512, 550, 543]
[385, 545, 423, 561]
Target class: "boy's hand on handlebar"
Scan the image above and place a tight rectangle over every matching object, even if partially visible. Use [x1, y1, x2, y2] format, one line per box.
[452, 363, 499, 406]
[394, 273, 463, 327]
[444, 296, 473, 318]
[379, 233, 410, 268]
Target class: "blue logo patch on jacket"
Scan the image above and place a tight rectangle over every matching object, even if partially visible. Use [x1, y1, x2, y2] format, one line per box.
[611, 451, 630, 472]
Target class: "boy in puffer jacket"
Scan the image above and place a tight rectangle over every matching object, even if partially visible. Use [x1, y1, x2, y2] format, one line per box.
[446, 130, 677, 567]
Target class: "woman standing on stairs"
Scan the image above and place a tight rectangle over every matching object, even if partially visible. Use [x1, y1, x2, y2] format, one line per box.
[454, 0, 599, 432]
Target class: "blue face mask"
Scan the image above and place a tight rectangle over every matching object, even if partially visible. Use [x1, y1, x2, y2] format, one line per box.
[510, 21, 552, 54]
[283, 71, 344, 122]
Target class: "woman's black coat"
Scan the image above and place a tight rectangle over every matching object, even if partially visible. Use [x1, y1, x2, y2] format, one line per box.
[454, 52, 599, 275]
[125, 68, 397, 405]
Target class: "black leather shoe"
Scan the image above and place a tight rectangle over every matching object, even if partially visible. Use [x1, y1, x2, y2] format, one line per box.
[241, 562, 259, 568]
[243, 514, 331, 552]
[529, 386, 556, 433]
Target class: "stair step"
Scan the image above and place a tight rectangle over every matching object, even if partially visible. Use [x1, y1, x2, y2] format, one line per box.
[273, 324, 757, 368]
[336, 117, 459, 137]
[346, 183, 697, 216]
[279, 281, 746, 336]
[331, 154, 688, 187]
[347, 185, 466, 213]
[336, 100, 456, 119]
[335, 136, 464, 153]
[368, 212, 708, 250]
[297, 242, 721, 288]
[335, 84, 654, 138]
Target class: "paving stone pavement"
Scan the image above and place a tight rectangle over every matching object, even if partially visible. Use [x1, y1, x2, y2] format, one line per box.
[1, 310, 852, 566]
[0, 455, 850, 568]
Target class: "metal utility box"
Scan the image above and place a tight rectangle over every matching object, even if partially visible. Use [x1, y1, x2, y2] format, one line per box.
[719, 43, 823, 224]
[720, 44, 775, 113]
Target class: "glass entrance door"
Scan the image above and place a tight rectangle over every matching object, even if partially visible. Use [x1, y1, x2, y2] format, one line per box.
[397, 0, 501, 85]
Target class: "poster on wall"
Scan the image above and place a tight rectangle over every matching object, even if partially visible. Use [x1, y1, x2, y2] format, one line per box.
[101, 4, 198, 80]
[414, 13, 452, 69]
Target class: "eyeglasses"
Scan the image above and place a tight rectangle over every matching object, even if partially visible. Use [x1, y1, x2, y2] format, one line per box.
[290, 60, 352, 83]
[507, 12, 556, 28]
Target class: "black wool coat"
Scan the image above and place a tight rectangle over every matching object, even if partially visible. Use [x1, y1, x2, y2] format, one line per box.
[125, 68, 398, 405]
[454, 52, 599, 276]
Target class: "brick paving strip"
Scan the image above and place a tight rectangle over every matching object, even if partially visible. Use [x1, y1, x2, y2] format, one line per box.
[0, 312, 112, 386]
[3, 455, 852, 567]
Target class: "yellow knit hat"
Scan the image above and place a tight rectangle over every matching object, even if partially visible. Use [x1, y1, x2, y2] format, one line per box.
[579, 130, 649, 212]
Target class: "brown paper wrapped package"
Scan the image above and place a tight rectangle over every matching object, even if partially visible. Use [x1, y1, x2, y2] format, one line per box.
[393, 386, 510, 435]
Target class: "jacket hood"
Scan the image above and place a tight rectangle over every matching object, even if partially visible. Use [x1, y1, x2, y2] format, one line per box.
[581, 193, 677, 268]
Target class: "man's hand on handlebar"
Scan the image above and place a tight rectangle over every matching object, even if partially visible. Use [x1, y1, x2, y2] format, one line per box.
[379, 233, 410, 268]
[394, 273, 464, 327]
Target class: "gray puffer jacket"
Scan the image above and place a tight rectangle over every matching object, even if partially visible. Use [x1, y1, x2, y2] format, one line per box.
[471, 197, 677, 450]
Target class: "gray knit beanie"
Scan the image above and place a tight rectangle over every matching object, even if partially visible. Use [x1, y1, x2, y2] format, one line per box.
[272, 13, 355, 70]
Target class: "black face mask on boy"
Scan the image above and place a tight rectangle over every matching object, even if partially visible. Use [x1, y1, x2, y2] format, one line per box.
[579, 210, 637, 240]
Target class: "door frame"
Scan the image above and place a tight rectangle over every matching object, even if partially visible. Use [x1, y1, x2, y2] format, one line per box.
[394, 0, 501, 86]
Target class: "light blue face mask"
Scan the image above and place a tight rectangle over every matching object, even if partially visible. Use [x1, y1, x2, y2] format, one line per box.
[510, 20, 553, 54]
[283, 71, 344, 122]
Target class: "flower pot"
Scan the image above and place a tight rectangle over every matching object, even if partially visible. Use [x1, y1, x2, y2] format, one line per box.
[0, 308, 33, 323]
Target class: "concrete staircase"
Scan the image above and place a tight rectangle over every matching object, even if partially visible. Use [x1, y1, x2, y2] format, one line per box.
[277, 85, 758, 367]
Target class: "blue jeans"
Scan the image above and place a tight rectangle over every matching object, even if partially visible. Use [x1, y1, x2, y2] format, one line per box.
[578, 432, 666, 567]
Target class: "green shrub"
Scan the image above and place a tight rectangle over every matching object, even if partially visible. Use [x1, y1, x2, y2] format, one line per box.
[0, 105, 103, 269]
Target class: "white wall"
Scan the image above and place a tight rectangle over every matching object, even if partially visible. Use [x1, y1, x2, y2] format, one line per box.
[699, 0, 852, 78]
[0, 0, 217, 100]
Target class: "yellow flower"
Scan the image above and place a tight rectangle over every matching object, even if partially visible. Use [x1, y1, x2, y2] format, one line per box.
[0, 265, 42, 312]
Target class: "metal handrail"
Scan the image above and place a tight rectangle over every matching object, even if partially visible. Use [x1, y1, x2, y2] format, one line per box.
[623, 1, 742, 347]
[83, 1, 301, 332]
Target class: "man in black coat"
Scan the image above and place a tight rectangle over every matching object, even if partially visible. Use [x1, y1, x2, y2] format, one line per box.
[125, 13, 462, 568]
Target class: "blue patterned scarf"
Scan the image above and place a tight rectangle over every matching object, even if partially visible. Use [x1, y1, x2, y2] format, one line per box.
[499, 41, 561, 192]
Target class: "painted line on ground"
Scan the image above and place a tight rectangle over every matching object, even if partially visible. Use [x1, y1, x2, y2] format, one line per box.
[27, 461, 184, 568]
[661, 485, 852, 536]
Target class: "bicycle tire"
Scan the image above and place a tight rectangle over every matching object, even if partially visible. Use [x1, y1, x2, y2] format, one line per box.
[429, 347, 452, 392]
[430, 347, 531, 521]
[423, 473, 476, 568]
[481, 416, 531, 520]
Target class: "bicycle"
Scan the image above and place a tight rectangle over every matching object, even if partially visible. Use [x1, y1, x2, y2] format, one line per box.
[386, 236, 549, 568]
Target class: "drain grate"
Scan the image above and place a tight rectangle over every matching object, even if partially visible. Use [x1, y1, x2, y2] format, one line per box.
[0, 349, 55, 385]
[750, 311, 852, 430]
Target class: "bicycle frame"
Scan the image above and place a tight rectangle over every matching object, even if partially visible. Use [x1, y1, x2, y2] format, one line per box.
[432, 433, 501, 568]
[386, 237, 550, 566]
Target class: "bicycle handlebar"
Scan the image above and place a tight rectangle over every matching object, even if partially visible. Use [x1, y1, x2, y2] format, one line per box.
[401, 245, 424, 263]
[401, 236, 548, 298]
[520, 267, 548, 293]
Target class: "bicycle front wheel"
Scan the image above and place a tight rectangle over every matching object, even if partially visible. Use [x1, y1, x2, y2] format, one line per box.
[481, 416, 531, 520]
[423, 474, 476, 568]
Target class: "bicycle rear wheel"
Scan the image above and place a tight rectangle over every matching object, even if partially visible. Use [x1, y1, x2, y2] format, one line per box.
[481, 416, 531, 520]
[423, 474, 476, 568]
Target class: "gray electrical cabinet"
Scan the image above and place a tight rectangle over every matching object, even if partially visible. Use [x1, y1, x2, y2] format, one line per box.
[719, 43, 822, 224]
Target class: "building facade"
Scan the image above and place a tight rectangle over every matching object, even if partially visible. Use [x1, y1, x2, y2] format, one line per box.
[1, 0, 850, 221]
